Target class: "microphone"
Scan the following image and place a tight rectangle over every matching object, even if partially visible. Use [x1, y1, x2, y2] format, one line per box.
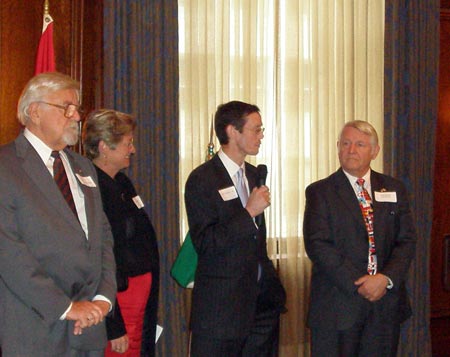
[256, 164, 268, 226]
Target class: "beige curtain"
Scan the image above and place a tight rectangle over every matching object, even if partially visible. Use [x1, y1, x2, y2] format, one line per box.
[179, 1, 384, 355]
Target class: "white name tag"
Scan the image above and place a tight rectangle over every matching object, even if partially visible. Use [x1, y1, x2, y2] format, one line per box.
[132, 195, 145, 209]
[374, 191, 397, 203]
[219, 186, 238, 201]
[75, 174, 97, 187]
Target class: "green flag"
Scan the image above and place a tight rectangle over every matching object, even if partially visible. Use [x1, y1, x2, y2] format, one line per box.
[171, 118, 215, 288]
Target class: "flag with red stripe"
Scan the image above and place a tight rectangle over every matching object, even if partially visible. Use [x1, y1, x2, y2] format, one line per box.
[35, 10, 55, 74]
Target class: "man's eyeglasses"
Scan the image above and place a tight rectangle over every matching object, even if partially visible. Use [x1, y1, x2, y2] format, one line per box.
[242, 127, 265, 135]
[38, 101, 84, 118]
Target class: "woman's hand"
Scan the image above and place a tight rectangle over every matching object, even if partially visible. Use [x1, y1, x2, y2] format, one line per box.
[110, 334, 129, 354]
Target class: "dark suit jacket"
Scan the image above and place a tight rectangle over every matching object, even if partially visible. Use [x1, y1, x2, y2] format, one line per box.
[0, 134, 116, 355]
[303, 168, 416, 331]
[185, 155, 286, 339]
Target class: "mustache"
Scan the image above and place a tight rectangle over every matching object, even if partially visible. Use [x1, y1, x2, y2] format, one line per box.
[66, 122, 80, 133]
[68, 122, 79, 129]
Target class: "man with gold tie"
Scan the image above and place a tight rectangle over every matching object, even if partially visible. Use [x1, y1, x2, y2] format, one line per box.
[303, 120, 417, 357]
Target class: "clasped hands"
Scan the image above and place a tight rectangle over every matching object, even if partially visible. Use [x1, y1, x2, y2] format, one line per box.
[245, 185, 271, 218]
[354, 273, 390, 302]
[66, 300, 110, 335]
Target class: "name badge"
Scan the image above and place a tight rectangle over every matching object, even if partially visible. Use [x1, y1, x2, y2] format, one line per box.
[75, 174, 97, 187]
[374, 191, 397, 203]
[132, 195, 145, 209]
[219, 186, 238, 201]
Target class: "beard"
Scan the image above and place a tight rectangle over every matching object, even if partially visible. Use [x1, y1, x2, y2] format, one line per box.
[62, 122, 80, 146]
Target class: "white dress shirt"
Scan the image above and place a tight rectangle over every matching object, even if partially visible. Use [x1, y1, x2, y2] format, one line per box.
[24, 128, 89, 238]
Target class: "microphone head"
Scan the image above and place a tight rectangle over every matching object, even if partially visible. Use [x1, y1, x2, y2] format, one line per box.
[256, 164, 268, 185]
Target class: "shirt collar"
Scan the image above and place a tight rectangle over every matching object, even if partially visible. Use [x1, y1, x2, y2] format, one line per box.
[218, 149, 245, 179]
[343, 168, 371, 190]
[23, 128, 55, 164]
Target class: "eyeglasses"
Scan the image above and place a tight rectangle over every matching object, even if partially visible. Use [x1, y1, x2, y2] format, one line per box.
[38, 101, 84, 118]
[242, 127, 265, 135]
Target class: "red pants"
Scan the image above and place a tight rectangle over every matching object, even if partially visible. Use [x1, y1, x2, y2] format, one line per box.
[105, 272, 152, 357]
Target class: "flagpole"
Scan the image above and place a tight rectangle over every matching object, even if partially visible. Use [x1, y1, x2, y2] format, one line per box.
[44, 0, 49, 16]
[206, 114, 215, 160]
[35, 0, 55, 74]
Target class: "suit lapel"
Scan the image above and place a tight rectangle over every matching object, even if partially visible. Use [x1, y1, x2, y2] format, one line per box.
[333, 169, 366, 229]
[370, 171, 389, 248]
[211, 155, 246, 210]
[64, 149, 95, 234]
[211, 155, 235, 188]
[15, 135, 83, 232]
[245, 162, 257, 191]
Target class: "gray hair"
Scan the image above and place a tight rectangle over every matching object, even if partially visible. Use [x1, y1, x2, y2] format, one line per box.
[82, 109, 136, 160]
[339, 120, 379, 146]
[17, 72, 80, 125]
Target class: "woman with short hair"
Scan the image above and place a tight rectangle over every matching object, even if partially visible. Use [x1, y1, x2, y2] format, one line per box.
[83, 109, 160, 357]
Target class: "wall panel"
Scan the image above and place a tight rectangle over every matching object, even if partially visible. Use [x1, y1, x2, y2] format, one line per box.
[0, 0, 103, 146]
[430, 6, 450, 356]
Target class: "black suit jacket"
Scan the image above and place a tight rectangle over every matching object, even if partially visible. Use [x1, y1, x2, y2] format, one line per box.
[184, 155, 286, 339]
[303, 168, 416, 330]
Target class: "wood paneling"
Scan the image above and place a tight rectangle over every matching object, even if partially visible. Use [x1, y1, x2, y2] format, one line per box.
[0, 1, 41, 145]
[0, 0, 103, 146]
[431, 7, 450, 355]
[431, 9, 450, 318]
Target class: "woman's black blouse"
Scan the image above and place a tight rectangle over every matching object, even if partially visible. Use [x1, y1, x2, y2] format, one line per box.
[95, 166, 160, 354]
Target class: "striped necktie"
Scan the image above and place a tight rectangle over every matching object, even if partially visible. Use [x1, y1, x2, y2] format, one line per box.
[51, 151, 79, 220]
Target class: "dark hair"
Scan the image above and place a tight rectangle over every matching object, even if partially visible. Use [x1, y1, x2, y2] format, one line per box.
[214, 101, 260, 145]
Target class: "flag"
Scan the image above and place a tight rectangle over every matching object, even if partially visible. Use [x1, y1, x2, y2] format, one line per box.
[171, 116, 216, 288]
[35, 1, 55, 74]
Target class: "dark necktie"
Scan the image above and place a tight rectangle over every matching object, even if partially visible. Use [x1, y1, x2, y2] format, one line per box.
[51, 151, 79, 220]
[356, 178, 377, 275]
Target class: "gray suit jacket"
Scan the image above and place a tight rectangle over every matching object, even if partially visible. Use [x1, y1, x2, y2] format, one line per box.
[303, 168, 416, 331]
[0, 134, 116, 356]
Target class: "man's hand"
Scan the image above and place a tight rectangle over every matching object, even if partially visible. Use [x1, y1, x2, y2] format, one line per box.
[354, 273, 389, 302]
[245, 185, 270, 217]
[110, 334, 129, 354]
[66, 301, 105, 334]
[92, 300, 111, 317]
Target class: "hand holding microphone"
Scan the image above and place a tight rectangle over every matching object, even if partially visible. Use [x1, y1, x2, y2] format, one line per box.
[245, 164, 270, 225]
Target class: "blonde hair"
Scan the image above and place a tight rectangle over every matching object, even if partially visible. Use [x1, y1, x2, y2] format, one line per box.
[339, 120, 379, 146]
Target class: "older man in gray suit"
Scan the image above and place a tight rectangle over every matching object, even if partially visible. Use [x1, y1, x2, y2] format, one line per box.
[0, 72, 116, 356]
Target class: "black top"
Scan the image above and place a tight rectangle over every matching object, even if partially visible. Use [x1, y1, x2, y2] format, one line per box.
[95, 166, 160, 355]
